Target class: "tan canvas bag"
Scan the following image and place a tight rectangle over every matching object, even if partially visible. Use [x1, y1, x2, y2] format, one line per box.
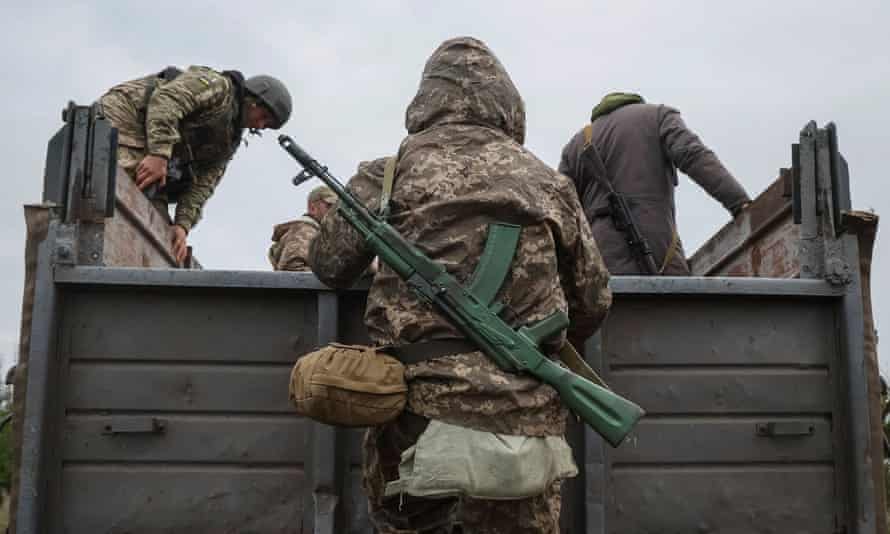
[289, 343, 407, 427]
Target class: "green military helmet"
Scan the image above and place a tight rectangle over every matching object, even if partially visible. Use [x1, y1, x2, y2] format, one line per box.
[245, 75, 292, 129]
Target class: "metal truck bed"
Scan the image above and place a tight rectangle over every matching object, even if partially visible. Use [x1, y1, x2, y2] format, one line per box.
[10, 119, 881, 533]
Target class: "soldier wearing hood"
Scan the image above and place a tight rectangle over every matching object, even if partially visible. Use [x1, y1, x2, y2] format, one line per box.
[268, 186, 337, 271]
[309, 37, 611, 533]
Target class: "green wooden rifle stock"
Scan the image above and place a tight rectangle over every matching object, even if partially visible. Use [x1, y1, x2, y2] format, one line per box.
[279, 135, 644, 447]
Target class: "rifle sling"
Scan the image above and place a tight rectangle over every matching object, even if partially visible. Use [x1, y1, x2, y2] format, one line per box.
[384, 339, 477, 365]
[467, 222, 521, 310]
[579, 124, 656, 272]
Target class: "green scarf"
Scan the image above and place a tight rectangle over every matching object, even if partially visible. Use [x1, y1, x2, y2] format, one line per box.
[590, 92, 645, 121]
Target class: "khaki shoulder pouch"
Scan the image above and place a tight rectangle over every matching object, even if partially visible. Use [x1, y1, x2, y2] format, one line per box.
[289, 343, 407, 427]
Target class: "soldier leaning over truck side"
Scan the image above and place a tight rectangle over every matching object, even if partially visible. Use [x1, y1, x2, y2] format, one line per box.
[309, 36, 612, 534]
[559, 93, 752, 275]
[96, 66, 293, 265]
[268, 186, 337, 272]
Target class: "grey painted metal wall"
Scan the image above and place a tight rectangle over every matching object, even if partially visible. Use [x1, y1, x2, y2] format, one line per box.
[14, 120, 874, 534]
[21, 267, 850, 534]
[600, 294, 839, 534]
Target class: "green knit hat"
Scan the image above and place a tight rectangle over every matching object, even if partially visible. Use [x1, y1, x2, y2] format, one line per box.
[591, 92, 645, 121]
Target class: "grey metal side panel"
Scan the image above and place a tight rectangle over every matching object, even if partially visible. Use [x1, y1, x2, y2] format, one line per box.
[63, 467, 306, 533]
[837, 232, 876, 533]
[603, 294, 839, 534]
[15, 221, 62, 534]
[57, 282, 318, 533]
[305, 292, 343, 534]
[64, 288, 317, 362]
[35, 267, 851, 533]
[604, 298, 835, 367]
[609, 467, 836, 534]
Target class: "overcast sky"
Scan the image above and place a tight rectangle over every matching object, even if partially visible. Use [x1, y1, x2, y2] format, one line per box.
[1, 1, 888, 373]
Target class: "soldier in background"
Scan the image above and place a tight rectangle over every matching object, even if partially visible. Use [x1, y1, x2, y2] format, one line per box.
[559, 93, 751, 275]
[269, 186, 337, 272]
[97, 66, 293, 264]
[309, 37, 611, 533]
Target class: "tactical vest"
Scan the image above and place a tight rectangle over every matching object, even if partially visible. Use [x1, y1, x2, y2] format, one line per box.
[153, 67, 245, 173]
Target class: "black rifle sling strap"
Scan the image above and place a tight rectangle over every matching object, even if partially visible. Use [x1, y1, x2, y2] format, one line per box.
[142, 66, 184, 112]
[580, 124, 618, 213]
[580, 124, 665, 273]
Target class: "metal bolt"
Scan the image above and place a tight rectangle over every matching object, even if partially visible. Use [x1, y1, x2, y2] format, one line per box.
[91, 252, 100, 261]
[56, 246, 71, 259]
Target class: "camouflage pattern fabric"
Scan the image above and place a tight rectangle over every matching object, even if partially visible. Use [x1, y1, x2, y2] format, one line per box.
[98, 66, 243, 231]
[363, 412, 561, 533]
[268, 216, 320, 271]
[311, 35, 610, 534]
[309, 36, 612, 439]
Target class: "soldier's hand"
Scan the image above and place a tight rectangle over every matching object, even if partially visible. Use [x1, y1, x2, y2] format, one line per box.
[136, 155, 168, 190]
[731, 201, 752, 217]
[172, 224, 189, 265]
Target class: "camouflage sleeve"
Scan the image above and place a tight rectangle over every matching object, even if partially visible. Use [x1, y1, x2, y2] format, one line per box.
[275, 225, 317, 272]
[552, 175, 612, 342]
[145, 67, 232, 159]
[309, 159, 386, 288]
[268, 243, 282, 269]
[173, 162, 225, 231]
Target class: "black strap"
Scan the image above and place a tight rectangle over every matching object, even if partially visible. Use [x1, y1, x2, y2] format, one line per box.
[384, 339, 477, 365]
[591, 205, 612, 218]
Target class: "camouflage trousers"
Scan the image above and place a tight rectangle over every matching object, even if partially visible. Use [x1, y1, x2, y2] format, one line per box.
[363, 412, 562, 534]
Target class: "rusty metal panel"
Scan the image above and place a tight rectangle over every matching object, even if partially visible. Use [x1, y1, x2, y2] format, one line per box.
[62, 467, 306, 533]
[103, 166, 184, 268]
[609, 467, 836, 534]
[688, 172, 799, 278]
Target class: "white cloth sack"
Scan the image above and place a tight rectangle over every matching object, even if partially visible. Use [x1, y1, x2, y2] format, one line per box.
[384, 419, 578, 500]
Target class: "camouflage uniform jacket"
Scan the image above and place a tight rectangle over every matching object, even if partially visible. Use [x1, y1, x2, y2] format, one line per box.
[268, 215, 321, 271]
[98, 66, 244, 231]
[310, 38, 612, 437]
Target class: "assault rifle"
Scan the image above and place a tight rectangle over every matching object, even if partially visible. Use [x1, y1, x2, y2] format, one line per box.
[606, 189, 659, 274]
[580, 143, 659, 274]
[279, 135, 644, 447]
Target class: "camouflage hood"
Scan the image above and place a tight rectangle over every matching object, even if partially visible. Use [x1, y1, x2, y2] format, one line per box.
[405, 37, 526, 144]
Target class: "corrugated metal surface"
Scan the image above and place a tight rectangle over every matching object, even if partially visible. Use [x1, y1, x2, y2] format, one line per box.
[14, 120, 877, 533]
[36, 272, 846, 534]
[602, 294, 840, 534]
[52, 284, 322, 533]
